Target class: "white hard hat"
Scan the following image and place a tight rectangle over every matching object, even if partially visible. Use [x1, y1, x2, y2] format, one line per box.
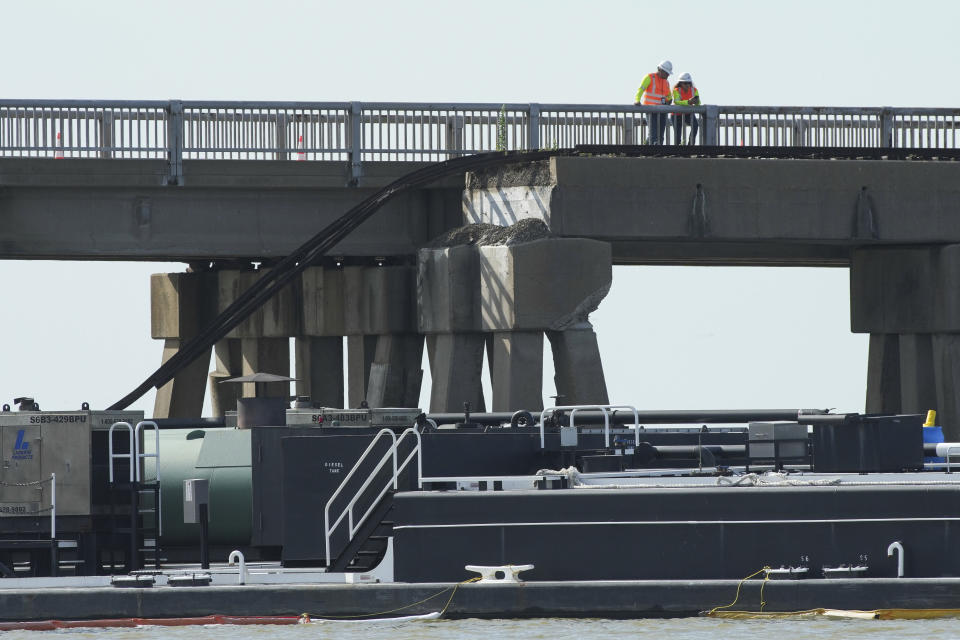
[678, 72, 693, 83]
[657, 60, 673, 75]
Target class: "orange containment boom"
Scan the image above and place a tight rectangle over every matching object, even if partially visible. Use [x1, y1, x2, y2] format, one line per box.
[0, 615, 302, 631]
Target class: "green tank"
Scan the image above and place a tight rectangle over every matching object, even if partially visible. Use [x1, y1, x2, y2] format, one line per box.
[147, 428, 252, 547]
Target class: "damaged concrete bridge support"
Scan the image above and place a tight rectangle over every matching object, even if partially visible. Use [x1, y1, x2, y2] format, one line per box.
[546, 325, 609, 407]
[852, 246, 960, 440]
[418, 245, 486, 412]
[479, 238, 612, 411]
[418, 228, 612, 412]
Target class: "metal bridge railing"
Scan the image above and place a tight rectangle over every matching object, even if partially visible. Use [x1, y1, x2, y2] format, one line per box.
[1, 100, 959, 182]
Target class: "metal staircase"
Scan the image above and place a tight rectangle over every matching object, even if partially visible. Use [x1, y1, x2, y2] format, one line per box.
[107, 421, 161, 572]
[324, 427, 420, 571]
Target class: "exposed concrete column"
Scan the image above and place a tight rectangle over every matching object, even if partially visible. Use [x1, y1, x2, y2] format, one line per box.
[852, 246, 960, 438]
[347, 335, 377, 408]
[209, 338, 242, 417]
[151, 272, 217, 419]
[933, 335, 960, 441]
[366, 334, 424, 407]
[426, 333, 486, 412]
[479, 235, 612, 412]
[294, 337, 343, 407]
[418, 245, 486, 412]
[546, 323, 609, 406]
[865, 334, 900, 414]
[153, 339, 209, 419]
[899, 334, 936, 414]
[343, 266, 371, 407]
[490, 331, 544, 412]
[299, 266, 346, 407]
[363, 265, 422, 408]
[240, 338, 291, 398]
[218, 267, 297, 400]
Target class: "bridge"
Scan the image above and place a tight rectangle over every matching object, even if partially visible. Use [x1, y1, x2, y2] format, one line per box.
[2, 100, 957, 261]
[3, 100, 960, 437]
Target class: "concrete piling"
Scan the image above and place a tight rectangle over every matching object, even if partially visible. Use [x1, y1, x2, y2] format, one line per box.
[490, 330, 544, 412]
[425, 333, 487, 413]
[209, 338, 242, 416]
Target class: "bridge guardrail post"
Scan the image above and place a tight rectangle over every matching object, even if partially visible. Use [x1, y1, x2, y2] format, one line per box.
[99, 110, 114, 159]
[528, 104, 540, 150]
[703, 105, 719, 146]
[166, 100, 184, 185]
[880, 107, 894, 148]
[349, 102, 363, 185]
[275, 112, 288, 161]
[445, 114, 464, 158]
[623, 113, 634, 145]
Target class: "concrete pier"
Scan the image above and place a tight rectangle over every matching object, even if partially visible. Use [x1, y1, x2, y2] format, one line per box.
[851, 246, 960, 438]
[490, 331, 545, 412]
[366, 333, 424, 408]
[209, 339, 242, 415]
[547, 325, 609, 406]
[294, 337, 344, 408]
[417, 228, 613, 412]
[425, 333, 487, 412]
[298, 266, 346, 407]
[150, 273, 216, 419]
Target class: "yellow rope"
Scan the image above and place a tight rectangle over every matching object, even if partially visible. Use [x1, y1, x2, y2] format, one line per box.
[707, 566, 771, 616]
[306, 576, 481, 620]
[759, 569, 770, 611]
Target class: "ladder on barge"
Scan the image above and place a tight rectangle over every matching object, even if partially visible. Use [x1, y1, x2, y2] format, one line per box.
[107, 421, 161, 572]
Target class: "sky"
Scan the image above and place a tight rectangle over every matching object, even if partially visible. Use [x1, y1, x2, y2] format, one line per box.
[2, 0, 958, 417]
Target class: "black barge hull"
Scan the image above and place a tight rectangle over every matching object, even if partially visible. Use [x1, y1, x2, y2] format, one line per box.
[1, 579, 959, 621]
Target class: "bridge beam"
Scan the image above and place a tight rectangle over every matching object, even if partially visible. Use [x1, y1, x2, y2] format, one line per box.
[0, 159, 461, 261]
[463, 156, 960, 266]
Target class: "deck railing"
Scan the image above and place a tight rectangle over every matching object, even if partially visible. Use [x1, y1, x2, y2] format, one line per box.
[1, 101, 958, 184]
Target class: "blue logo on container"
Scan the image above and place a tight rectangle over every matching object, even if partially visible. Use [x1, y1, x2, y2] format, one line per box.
[11, 430, 32, 460]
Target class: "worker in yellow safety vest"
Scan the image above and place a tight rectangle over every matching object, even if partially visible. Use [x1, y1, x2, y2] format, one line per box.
[634, 60, 673, 144]
[672, 72, 701, 145]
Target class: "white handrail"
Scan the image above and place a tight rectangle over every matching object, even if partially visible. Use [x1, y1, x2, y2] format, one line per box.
[323, 427, 422, 568]
[538, 404, 641, 449]
[134, 421, 160, 483]
[49, 472, 55, 540]
[604, 405, 641, 448]
[324, 429, 396, 567]
[107, 422, 134, 483]
[134, 421, 161, 536]
[568, 406, 612, 448]
[349, 428, 422, 541]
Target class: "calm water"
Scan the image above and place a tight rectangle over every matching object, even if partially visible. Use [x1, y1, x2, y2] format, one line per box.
[4, 617, 960, 640]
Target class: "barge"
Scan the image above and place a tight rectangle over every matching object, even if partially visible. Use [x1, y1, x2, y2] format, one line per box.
[1, 400, 959, 621]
